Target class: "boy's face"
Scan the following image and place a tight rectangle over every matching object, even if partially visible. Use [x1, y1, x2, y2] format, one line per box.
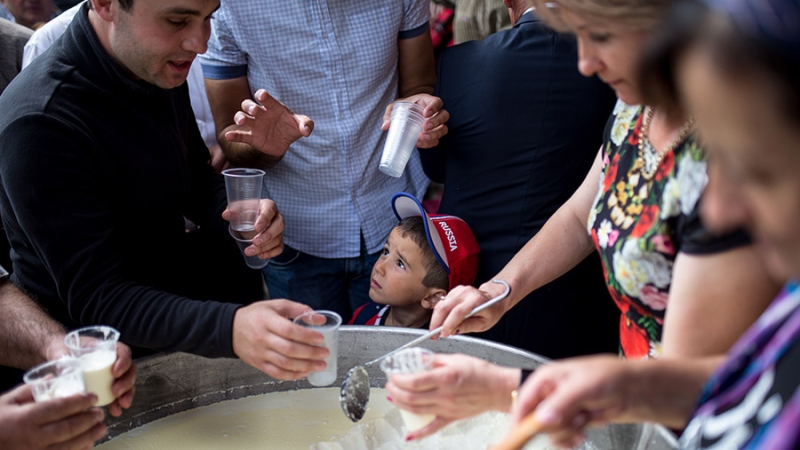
[369, 229, 438, 307]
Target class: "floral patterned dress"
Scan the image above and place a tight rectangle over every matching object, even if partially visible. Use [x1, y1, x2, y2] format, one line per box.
[588, 100, 748, 359]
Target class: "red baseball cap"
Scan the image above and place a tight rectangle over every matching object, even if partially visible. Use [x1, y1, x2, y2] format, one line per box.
[391, 192, 480, 290]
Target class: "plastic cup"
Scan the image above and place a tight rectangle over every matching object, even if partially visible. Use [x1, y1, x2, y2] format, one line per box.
[380, 347, 437, 432]
[229, 225, 269, 269]
[64, 326, 119, 407]
[293, 310, 342, 386]
[379, 101, 425, 178]
[23, 357, 86, 402]
[222, 168, 265, 232]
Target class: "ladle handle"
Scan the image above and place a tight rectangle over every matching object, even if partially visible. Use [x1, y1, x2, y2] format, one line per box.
[364, 279, 510, 366]
[489, 413, 544, 450]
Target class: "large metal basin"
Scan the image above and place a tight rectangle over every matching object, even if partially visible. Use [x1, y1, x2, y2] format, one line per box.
[103, 326, 678, 449]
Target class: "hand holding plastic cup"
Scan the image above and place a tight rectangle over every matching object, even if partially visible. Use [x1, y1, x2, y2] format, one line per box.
[222, 168, 265, 232]
[293, 310, 342, 386]
[379, 101, 425, 178]
[229, 225, 269, 269]
[64, 326, 120, 406]
[23, 357, 86, 402]
[380, 347, 437, 432]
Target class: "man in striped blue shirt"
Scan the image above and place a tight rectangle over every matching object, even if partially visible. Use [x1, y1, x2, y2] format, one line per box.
[201, 1, 449, 320]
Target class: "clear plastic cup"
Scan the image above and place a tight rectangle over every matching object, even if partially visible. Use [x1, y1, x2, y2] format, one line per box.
[229, 225, 269, 269]
[222, 168, 265, 232]
[293, 310, 342, 386]
[379, 102, 425, 178]
[23, 357, 86, 402]
[380, 347, 437, 432]
[64, 326, 119, 407]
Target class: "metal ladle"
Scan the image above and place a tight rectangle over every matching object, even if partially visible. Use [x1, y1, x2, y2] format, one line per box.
[339, 279, 512, 422]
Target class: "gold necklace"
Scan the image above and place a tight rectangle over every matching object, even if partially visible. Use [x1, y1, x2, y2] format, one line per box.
[637, 107, 695, 180]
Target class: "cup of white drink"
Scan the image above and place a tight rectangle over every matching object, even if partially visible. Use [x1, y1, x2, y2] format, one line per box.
[23, 357, 86, 402]
[380, 347, 437, 432]
[64, 325, 119, 406]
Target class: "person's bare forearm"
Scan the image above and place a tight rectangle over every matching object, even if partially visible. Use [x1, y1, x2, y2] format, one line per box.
[397, 32, 436, 98]
[491, 151, 603, 312]
[625, 357, 722, 428]
[493, 203, 597, 311]
[0, 282, 67, 369]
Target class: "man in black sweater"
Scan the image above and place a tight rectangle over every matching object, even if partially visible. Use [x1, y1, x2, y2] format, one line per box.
[0, 0, 327, 382]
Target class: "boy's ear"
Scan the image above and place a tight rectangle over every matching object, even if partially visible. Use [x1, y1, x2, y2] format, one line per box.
[421, 290, 447, 310]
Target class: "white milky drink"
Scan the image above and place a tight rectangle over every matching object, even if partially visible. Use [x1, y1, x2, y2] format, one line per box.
[65, 325, 120, 407]
[80, 350, 117, 406]
[380, 347, 438, 433]
[308, 330, 338, 386]
[23, 357, 86, 403]
[293, 311, 342, 387]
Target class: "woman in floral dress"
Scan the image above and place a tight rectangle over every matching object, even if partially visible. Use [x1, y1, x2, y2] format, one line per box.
[588, 100, 732, 358]
[505, 1, 800, 447]
[382, 0, 780, 441]
[425, 0, 779, 361]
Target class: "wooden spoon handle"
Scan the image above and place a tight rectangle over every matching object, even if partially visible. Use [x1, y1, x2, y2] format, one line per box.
[489, 413, 543, 450]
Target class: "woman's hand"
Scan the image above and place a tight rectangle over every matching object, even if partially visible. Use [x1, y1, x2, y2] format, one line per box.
[429, 281, 511, 338]
[385, 354, 521, 440]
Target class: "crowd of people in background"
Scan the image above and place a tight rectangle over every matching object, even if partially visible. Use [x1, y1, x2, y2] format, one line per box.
[0, 0, 798, 449]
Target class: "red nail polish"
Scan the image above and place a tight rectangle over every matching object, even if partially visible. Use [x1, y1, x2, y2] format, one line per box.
[405, 435, 412, 442]
[386, 395, 393, 402]
[455, 329, 461, 335]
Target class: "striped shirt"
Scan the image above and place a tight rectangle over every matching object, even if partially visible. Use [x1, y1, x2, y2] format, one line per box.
[681, 281, 800, 449]
[200, 1, 431, 258]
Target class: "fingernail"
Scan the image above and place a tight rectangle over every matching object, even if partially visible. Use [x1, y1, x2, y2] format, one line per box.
[455, 329, 461, 335]
[425, 122, 433, 130]
[405, 435, 412, 442]
[93, 409, 105, 421]
[386, 395, 393, 402]
[253, 237, 262, 246]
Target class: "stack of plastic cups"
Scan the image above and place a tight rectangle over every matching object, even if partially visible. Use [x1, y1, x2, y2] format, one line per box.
[379, 102, 425, 178]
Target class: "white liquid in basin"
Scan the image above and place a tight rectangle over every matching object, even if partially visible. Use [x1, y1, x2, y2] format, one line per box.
[80, 350, 116, 406]
[96, 388, 578, 450]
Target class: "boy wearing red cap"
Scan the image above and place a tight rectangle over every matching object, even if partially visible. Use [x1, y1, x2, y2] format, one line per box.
[349, 193, 480, 328]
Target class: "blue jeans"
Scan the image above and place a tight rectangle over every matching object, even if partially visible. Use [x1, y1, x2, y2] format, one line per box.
[264, 238, 380, 321]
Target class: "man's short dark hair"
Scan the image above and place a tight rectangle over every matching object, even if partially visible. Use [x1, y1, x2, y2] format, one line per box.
[394, 216, 448, 291]
[119, 0, 134, 11]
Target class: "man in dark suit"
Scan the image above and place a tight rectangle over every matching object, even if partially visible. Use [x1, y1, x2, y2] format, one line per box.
[420, 0, 620, 359]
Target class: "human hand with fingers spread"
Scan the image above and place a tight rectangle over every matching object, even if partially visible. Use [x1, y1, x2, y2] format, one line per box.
[222, 198, 285, 262]
[382, 94, 449, 149]
[232, 300, 330, 380]
[225, 89, 314, 160]
[0, 384, 107, 450]
[384, 353, 521, 441]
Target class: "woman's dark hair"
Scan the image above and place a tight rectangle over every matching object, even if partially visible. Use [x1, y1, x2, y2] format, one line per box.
[640, 0, 800, 125]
